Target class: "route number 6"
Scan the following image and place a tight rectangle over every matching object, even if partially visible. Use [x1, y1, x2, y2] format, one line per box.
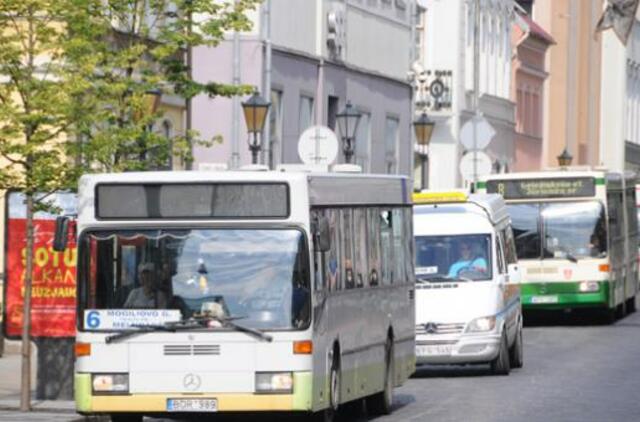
[86, 311, 101, 329]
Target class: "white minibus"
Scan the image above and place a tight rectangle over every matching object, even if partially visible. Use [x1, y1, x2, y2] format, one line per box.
[413, 192, 523, 375]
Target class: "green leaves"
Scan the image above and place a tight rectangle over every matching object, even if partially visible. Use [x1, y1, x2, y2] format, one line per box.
[0, 0, 260, 197]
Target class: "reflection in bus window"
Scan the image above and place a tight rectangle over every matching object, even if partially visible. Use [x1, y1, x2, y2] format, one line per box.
[542, 202, 607, 259]
[506, 203, 541, 259]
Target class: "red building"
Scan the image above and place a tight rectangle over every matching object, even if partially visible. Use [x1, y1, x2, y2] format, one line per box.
[511, 13, 554, 171]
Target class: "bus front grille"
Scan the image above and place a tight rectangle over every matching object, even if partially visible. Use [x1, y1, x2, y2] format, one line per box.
[163, 344, 221, 356]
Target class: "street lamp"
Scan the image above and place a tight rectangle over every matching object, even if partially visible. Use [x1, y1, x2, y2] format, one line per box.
[241, 91, 271, 164]
[557, 148, 573, 167]
[413, 112, 435, 190]
[336, 101, 362, 164]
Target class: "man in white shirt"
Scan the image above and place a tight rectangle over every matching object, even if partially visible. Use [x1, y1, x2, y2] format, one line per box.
[124, 262, 168, 308]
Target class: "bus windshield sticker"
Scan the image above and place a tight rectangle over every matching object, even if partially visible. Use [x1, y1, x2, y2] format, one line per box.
[485, 177, 596, 199]
[84, 309, 182, 330]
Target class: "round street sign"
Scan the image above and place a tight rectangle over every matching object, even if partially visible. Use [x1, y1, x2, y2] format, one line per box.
[459, 151, 493, 182]
[297, 126, 339, 165]
[460, 115, 496, 150]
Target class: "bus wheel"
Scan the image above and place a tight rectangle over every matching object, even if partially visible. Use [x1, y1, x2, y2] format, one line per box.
[508, 324, 524, 369]
[601, 307, 616, 325]
[626, 296, 637, 314]
[366, 338, 394, 415]
[110, 414, 142, 422]
[490, 332, 511, 375]
[314, 351, 340, 422]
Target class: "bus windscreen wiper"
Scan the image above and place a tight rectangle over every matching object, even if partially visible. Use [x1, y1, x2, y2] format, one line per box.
[105, 314, 272, 344]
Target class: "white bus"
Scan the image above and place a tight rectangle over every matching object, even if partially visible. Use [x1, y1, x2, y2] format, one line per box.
[478, 170, 638, 321]
[63, 170, 415, 422]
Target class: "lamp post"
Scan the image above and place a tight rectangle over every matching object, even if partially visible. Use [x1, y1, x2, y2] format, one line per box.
[241, 91, 271, 164]
[557, 148, 573, 168]
[336, 101, 362, 164]
[139, 89, 162, 163]
[413, 111, 435, 190]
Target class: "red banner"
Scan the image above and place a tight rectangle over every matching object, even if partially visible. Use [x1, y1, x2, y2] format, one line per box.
[4, 193, 77, 338]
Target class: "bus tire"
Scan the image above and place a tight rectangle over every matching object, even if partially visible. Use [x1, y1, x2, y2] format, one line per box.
[110, 414, 142, 422]
[508, 324, 524, 369]
[490, 332, 511, 375]
[626, 296, 636, 314]
[366, 338, 394, 415]
[601, 307, 616, 325]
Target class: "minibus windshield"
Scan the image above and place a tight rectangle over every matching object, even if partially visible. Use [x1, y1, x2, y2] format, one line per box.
[415, 234, 492, 281]
[78, 229, 311, 331]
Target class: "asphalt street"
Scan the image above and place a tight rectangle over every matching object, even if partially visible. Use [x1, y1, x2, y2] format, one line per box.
[3, 306, 640, 422]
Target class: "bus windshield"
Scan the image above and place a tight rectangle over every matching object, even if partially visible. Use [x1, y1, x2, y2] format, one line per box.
[415, 234, 492, 281]
[507, 201, 607, 260]
[79, 229, 311, 330]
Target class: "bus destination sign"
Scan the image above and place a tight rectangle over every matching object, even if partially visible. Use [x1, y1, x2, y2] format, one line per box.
[485, 177, 596, 200]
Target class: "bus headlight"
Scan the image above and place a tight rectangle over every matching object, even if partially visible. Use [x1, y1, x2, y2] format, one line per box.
[466, 316, 496, 333]
[255, 372, 293, 394]
[579, 281, 599, 292]
[92, 374, 129, 394]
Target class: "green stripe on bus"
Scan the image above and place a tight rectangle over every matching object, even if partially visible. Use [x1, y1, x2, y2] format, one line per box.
[595, 178, 605, 185]
[476, 181, 487, 189]
[520, 281, 610, 308]
[75, 373, 92, 412]
[293, 372, 313, 410]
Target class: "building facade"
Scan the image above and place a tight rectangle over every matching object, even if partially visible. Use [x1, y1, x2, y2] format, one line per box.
[192, 0, 414, 175]
[416, 0, 517, 189]
[511, 12, 553, 172]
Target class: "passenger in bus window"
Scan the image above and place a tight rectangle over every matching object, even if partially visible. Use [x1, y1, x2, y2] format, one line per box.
[292, 271, 310, 328]
[345, 259, 355, 289]
[448, 241, 487, 279]
[123, 263, 168, 308]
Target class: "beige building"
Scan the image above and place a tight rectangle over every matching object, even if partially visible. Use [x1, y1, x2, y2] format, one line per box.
[533, 0, 603, 168]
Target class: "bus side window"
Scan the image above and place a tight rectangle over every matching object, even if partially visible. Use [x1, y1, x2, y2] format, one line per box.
[503, 228, 518, 265]
[403, 207, 415, 282]
[324, 208, 341, 292]
[341, 209, 355, 290]
[380, 210, 394, 285]
[392, 208, 406, 284]
[367, 208, 381, 287]
[354, 208, 368, 288]
[496, 234, 507, 275]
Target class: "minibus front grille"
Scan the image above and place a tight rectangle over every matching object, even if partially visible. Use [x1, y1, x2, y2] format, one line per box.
[415, 323, 465, 335]
[163, 344, 221, 356]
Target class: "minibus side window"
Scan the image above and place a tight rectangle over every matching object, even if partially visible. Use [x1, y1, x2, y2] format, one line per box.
[496, 235, 506, 275]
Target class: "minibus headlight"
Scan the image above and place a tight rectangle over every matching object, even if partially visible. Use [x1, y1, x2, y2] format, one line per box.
[92, 374, 129, 394]
[466, 316, 496, 333]
[579, 281, 599, 292]
[255, 372, 293, 394]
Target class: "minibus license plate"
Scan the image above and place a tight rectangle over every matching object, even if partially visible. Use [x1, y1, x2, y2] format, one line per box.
[531, 295, 558, 304]
[167, 398, 217, 412]
[417, 345, 452, 356]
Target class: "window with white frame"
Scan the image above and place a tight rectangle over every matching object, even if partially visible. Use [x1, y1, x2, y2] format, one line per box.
[384, 116, 399, 174]
[355, 111, 371, 171]
[298, 95, 314, 136]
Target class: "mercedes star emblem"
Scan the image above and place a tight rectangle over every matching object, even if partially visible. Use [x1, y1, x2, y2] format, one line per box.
[183, 373, 202, 391]
[425, 322, 438, 334]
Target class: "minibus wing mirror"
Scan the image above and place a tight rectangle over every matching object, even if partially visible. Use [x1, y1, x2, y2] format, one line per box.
[507, 263, 521, 284]
[314, 216, 331, 253]
[53, 216, 69, 252]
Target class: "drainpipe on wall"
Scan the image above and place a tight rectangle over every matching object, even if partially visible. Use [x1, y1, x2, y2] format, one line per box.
[231, 0, 241, 169]
[261, 0, 272, 167]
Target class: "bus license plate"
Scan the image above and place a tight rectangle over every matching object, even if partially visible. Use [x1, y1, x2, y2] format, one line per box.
[417, 345, 452, 356]
[531, 295, 558, 304]
[167, 398, 218, 412]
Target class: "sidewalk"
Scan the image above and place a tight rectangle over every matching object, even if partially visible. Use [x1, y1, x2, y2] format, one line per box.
[0, 340, 95, 421]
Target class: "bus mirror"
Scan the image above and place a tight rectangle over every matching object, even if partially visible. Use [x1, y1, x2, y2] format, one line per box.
[53, 216, 69, 252]
[315, 216, 331, 252]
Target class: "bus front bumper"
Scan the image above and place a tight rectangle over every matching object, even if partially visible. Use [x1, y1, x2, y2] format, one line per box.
[415, 333, 501, 365]
[75, 372, 312, 413]
[521, 281, 610, 310]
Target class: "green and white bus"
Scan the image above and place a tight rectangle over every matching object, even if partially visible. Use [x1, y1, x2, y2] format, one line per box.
[478, 170, 638, 320]
[61, 170, 415, 422]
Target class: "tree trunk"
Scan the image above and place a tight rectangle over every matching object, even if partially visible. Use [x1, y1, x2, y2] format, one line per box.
[20, 192, 35, 411]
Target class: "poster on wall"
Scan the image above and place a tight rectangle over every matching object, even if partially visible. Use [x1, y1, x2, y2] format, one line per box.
[3, 192, 78, 339]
